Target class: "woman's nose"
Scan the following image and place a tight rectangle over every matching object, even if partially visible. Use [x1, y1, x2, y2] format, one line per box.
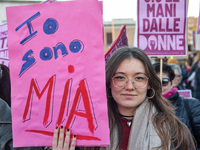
[125, 80, 136, 90]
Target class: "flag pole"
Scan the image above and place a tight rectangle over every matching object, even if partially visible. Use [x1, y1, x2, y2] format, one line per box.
[160, 58, 163, 80]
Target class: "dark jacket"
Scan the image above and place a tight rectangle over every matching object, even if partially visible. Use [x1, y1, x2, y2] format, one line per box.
[188, 62, 200, 100]
[194, 66, 200, 100]
[0, 98, 12, 149]
[168, 92, 200, 149]
[0, 98, 44, 150]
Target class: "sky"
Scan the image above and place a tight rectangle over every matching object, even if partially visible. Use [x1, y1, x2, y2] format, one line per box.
[102, 0, 200, 21]
[1, 0, 199, 24]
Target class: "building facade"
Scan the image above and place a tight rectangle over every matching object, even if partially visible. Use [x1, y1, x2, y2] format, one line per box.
[0, 0, 42, 24]
[187, 17, 198, 51]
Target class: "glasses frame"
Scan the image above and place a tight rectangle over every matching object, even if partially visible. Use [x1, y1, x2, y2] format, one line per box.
[112, 74, 149, 89]
[174, 74, 181, 78]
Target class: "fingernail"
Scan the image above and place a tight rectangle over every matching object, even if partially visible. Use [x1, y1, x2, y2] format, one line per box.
[73, 135, 76, 138]
[61, 126, 63, 129]
[56, 126, 58, 129]
[67, 128, 70, 131]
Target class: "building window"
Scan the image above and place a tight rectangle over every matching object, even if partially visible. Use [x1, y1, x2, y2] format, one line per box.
[106, 32, 112, 45]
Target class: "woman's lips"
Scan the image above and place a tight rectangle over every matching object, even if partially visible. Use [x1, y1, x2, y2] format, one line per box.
[121, 93, 137, 99]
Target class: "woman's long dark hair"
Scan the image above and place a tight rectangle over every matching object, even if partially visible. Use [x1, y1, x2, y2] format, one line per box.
[105, 47, 196, 150]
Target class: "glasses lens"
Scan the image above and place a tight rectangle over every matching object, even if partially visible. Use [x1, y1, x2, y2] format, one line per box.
[133, 74, 148, 88]
[112, 75, 127, 88]
[162, 78, 169, 86]
[175, 74, 181, 78]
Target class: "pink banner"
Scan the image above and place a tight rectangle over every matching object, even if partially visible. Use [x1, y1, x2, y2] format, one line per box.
[197, 2, 200, 34]
[6, 0, 109, 147]
[0, 23, 9, 67]
[105, 25, 128, 63]
[137, 0, 187, 56]
[178, 90, 192, 98]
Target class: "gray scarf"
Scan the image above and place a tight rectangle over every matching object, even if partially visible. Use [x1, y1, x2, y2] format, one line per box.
[107, 98, 163, 150]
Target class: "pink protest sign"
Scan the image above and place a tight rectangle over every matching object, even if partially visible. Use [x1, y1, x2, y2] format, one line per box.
[0, 23, 9, 67]
[6, 0, 109, 147]
[178, 90, 192, 98]
[137, 0, 187, 56]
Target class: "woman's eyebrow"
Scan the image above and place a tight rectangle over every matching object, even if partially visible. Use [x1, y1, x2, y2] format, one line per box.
[114, 72, 125, 75]
[114, 72, 147, 76]
[135, 72, 146, 75]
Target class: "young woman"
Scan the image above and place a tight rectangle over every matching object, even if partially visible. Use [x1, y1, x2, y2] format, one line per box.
[53, 47, 196, 150]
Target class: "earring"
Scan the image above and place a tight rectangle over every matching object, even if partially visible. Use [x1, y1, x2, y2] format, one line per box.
[146, 88, 155, 99]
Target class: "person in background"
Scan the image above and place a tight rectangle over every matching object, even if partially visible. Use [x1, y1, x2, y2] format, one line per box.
[0, 97, 12, 149]
[153, 62, 200, 150]
[167, 57, 179, 66]
[0, 64, 11, 107]
[180, 60, 187, 84]
[185, 59, 193, 90]
[185, 59, 192, 75]
[169, 63, 185, 90]
[53, 47, 196, 150]
[187, 51, 200, 100]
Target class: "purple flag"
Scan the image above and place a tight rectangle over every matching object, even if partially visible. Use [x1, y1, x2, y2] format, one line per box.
[105, 25, 128, 63]
[0, 23, 9, 67]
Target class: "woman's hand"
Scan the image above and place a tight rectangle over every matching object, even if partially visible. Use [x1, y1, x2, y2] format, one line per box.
[52, 126, 76, 150]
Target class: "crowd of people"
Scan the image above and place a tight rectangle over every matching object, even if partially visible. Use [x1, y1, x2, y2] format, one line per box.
[166, 51, 200, 101]
[0, 47, 200, 150]
[153, 62, 200, 150]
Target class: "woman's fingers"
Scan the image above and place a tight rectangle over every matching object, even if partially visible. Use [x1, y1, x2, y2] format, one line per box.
[69, 135, 77, 150]
[58, 126, 65, 149]
[52, 126, 76, 150]
[63, 129, 70, 149]
[52, 126, 59, 148]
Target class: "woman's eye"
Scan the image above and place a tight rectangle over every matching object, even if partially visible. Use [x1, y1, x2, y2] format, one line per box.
[135, 76, 144, 81]
[115, 76, 125, 80]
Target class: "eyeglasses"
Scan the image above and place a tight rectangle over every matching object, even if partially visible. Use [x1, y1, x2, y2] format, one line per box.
[162, 78, 170, 86]
[174, 74, 181, 78]
[112, 74, 149, 89]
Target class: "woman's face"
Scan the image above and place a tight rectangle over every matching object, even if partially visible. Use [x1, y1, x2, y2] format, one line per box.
[110, 58, 149, 115]
[156, 72, 173, 94]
